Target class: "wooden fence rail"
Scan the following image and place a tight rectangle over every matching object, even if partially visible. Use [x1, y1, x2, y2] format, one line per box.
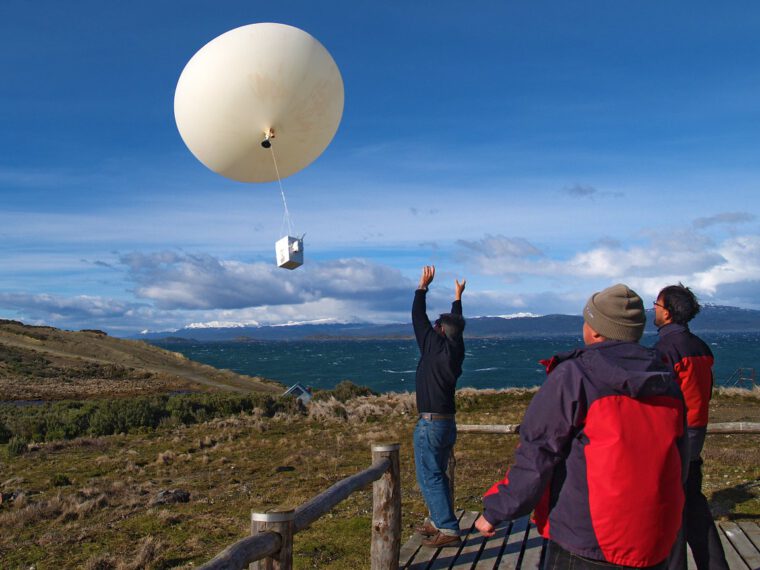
[450, 422, 760, 499]
[705, 421, 760, 434]
[457, 421, 760, 435]
[199, 443, 401, 570]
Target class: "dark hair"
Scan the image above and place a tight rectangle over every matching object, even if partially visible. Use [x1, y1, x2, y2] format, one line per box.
[437, 313, 465, 340]
[658, 283, 700, 325]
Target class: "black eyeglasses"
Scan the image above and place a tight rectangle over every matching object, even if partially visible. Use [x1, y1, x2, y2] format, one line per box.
[653, 301, 666, 309]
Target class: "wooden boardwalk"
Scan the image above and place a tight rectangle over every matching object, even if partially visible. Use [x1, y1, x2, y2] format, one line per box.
[399, 512, 760, 569]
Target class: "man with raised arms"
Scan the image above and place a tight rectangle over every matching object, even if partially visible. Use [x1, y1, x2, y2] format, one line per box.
[412, 265, 466, 548]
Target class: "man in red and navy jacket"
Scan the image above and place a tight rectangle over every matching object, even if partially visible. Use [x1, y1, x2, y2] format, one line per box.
[654, 284, 728, 570]
[475, 284, 688, 569]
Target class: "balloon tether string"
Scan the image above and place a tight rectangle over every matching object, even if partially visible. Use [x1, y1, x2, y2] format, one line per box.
[269, 146, 294, 237]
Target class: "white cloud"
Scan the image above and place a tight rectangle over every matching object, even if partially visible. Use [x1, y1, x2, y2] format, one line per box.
[454, 229, 760, 309]
[4, 226, 760, 334]
[692, 235, 760, 294]
[119, 251, 412, 313]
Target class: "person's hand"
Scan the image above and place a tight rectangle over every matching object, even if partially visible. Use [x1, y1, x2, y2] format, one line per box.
[455, 278, 466, 301]
[418, 265, 435, 290]
[474, 514, 496, 537]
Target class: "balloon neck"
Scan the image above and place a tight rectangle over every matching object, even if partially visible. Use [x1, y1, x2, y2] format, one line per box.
[261, 128, 275, 149]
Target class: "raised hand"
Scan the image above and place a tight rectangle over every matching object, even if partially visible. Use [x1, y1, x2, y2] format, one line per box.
[418, 265, 435, 290]
[455, 278, 466, 301]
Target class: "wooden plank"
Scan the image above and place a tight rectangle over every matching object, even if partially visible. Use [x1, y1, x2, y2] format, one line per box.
[472, 520, 511, 570]
[516, 522, 546, 569]
[428, 511, 477, 569]
[399, 533, 424, 569]
[447, 511, 483, 569]
[399, 513, 760, 570]
[717, 523, 750, 570]
[737, 521, 760, 552]
[720, 521, 760, 569]
[496, 516, 530, 569]
[405, 510, 466, 570]
[686, 541, 696, 570]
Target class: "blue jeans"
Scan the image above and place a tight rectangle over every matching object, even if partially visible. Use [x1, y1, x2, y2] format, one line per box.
[413, 418, 458, 534]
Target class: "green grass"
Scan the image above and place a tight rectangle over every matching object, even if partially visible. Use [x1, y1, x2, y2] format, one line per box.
[0, 391, 294, 443]
[0, 389, 757, 569]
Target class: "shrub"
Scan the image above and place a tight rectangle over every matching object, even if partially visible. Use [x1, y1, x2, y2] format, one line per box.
[0, 420, 10, 444]
[274, 394, 307, 416]
[0, 392, 282, 443]
[52, 474, 71, 487]
[7, 436, 27, 458]
[313, 380, 377, 403]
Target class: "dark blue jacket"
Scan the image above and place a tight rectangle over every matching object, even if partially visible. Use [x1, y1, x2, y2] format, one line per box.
[483, 341, 688, 567]
[412, 289, 464, 414]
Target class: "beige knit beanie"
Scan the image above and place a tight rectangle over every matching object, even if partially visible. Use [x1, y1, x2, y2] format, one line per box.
[583, 283, 646, 342]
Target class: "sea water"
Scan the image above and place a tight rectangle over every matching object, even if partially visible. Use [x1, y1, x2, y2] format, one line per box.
[152, 332, 760, 393]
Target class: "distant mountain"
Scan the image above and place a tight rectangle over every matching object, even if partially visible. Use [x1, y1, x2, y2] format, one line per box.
[136, 305, 760, 342]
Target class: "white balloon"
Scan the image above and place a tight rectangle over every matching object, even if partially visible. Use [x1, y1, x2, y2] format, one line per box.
[174, 23, 344, 183]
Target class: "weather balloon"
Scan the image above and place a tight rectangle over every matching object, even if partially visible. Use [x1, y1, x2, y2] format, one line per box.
[174, 23, 344, 269]
[174, 23, 344, 183]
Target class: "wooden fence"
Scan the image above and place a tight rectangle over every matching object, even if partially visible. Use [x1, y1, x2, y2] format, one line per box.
[198, 421, 760, 569]
[198, 443, 401, 570]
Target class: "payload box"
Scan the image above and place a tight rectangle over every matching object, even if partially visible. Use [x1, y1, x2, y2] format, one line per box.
[275, 235, 304, 270]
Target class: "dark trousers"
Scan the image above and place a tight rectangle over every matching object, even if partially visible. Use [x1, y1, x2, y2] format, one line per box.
[667, 459, 728, 570]
[544, 541, 666, 569]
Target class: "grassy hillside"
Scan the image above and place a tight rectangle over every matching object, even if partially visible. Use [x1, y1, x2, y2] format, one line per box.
[1, 388, 758, 569]
[0, 320, 282, 400]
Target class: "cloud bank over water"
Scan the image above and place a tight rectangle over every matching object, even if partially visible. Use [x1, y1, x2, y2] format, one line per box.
[4, 220, 759, 334]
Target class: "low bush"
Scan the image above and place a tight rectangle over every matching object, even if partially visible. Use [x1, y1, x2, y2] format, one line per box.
[7, 436, 27, 458]
[0, 420, 11, 444]
[313, 380, 377, 403]
[0, 392, 284, 443]
[52, 474, 71, 487]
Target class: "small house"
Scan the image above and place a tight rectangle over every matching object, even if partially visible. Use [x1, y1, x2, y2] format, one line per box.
[282, 382, 312, 405]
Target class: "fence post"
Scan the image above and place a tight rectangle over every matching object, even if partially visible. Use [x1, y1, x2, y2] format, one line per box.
[371, 443, 401, 570]
[250, 508, 295, 570]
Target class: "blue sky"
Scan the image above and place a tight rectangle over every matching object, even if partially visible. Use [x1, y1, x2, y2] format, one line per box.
[2, 1, 759, 335]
